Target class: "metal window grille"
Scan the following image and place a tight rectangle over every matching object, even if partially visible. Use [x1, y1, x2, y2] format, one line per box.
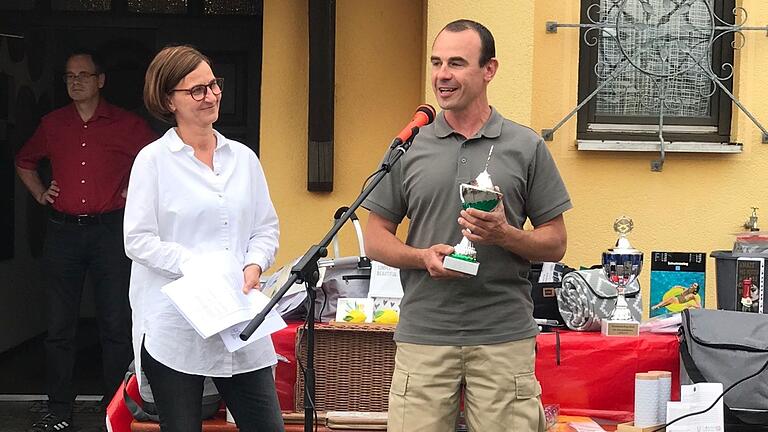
[595, 0, 712, 118]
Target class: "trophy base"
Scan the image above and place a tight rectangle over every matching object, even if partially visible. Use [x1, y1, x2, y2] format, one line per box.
[601, 319, 640, 337]
[443, 255, 479, 276]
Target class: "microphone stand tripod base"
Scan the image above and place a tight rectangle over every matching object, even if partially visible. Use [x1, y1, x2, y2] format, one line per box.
[443, 253, 479, 276]
[600, 318, 640, 337]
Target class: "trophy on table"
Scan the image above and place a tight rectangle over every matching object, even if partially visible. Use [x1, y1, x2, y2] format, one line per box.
[601, 216, 643, 336]
[442, 146, 503, 276]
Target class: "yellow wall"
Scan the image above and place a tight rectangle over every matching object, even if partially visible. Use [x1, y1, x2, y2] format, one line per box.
[530, 1, 768, 312]
[262, 0, 768, 314]
[260, 0, 424, 270]
[424, 1, 535, 124]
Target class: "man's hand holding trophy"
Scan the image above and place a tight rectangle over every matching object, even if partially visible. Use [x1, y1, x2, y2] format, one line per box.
[443, 146, 503, 276]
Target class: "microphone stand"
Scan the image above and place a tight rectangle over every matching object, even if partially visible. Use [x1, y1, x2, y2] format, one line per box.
[240, 128, 421, 432]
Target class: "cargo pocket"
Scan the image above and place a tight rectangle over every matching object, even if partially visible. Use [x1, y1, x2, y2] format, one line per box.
[514, 372, 545, 432]
[387, 368, 409, 432]
[390, 368, 409, 396]
[514, 372, 540, 399]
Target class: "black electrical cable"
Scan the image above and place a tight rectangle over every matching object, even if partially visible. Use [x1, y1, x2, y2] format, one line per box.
[651, 357, 768, 432]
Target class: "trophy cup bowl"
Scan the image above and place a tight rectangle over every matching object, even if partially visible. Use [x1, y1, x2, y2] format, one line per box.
[600, 216, 643, 336]
[442, 181, 503, 276]
[459, 183, 503, 212]
[602, 250, 643, 293]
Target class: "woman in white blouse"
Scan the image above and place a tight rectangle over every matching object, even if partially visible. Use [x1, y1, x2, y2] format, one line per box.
[124, 45, 282, 432]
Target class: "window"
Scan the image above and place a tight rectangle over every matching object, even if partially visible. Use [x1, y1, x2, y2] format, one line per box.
[576, 0, 735, 144]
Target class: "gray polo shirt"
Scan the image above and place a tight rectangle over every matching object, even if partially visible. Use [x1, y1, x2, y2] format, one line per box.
[363, 107, 572, 345]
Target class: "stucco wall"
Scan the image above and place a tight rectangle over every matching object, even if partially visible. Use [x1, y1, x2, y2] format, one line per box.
[260, 0, 424, 269]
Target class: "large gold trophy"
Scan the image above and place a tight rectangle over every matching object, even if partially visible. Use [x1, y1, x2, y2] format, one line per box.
[443, 146, 502, 276]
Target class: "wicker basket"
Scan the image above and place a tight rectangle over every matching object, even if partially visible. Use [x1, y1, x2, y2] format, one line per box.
[294, 323, 396, 412]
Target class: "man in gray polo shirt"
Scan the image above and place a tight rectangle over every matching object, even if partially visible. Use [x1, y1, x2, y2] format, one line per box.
[362, 19, 571, 432]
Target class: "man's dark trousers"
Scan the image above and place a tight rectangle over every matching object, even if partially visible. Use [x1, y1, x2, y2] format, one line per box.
[42, 213, 133, 418]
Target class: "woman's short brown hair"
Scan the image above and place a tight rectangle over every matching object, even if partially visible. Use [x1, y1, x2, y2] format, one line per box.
[144, 45, 210, 123]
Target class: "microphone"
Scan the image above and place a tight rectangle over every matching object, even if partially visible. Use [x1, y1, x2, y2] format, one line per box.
[391, 104, 436, 148]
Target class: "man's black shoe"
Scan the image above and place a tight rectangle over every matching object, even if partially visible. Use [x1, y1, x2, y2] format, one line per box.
[28, 412, 72, 432]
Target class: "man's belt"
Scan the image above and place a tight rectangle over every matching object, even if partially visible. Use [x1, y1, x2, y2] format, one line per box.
[49, 209, 124, 226]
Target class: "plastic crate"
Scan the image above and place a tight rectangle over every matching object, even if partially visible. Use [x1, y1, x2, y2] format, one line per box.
[711, 250, 768, 310]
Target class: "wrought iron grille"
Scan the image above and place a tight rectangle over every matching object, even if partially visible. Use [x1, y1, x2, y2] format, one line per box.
[595, 0, 713, 118]
[545, 0, 768, 171]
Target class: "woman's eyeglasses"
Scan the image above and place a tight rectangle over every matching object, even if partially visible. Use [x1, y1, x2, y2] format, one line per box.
[169, 78, 224, 101]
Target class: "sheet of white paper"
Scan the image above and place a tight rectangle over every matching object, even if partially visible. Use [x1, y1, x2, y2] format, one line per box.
[666, 383, 724, 432]
[640, 313, 682, 333]
[219, 311, 287, 352]
[539, 262, 556, 283]
[161, 251, 276, 339]
[368, 260, 403, 298]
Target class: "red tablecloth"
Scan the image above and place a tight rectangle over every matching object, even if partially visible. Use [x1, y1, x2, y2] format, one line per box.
[273, 322, 304, 411]
[271, 325, 680, 422]
[536, 330, 680, 422]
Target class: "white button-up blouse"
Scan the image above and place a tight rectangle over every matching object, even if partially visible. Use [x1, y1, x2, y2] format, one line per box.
[124, 127, 279, 377]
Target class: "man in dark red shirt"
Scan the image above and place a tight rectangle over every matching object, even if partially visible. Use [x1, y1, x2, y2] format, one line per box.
[15, 51, 156, 432]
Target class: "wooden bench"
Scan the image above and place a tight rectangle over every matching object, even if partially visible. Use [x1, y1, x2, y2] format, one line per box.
[131, 420, 332, 432]
[129, 411, 331, 432]
[130, 409, 236, 431]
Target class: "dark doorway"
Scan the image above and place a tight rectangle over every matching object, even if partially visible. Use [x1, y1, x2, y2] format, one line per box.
[0, 0, 264, 395]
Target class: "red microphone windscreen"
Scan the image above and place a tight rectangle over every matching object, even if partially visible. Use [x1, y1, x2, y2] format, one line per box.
[394, 104, 437, 143]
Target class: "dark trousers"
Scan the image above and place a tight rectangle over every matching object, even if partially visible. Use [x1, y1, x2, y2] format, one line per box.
[141, 344, 285, 432]
[43, 218, 133, 418]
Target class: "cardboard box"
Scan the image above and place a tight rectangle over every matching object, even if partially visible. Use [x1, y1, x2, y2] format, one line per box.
[617, 421, 665, 432]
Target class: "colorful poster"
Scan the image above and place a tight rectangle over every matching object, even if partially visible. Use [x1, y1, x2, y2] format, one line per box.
[649, 252, 706, 317]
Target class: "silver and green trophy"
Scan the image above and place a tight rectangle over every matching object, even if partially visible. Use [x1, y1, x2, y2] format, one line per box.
[443, 146, 502, 276]
[601, 216, 643, 336]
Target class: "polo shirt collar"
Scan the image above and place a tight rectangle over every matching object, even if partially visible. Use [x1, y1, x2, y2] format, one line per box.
[434, 106, 503, 139]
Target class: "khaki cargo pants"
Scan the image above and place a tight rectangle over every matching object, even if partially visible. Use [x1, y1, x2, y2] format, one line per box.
[387, 337, 545, 432]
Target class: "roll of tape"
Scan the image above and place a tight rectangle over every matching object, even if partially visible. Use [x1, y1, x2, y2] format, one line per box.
[635, 372, 660, 427]
[649, 370, 672, 423]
